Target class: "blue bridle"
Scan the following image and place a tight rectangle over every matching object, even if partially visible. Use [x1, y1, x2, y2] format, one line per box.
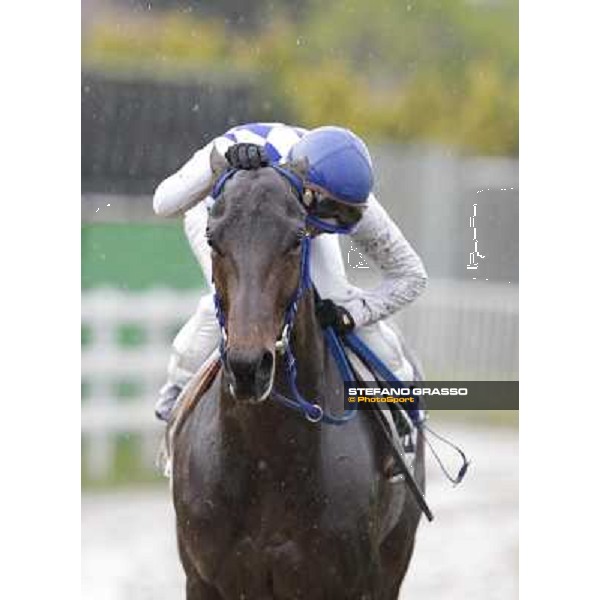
[210, 166, 420, 426]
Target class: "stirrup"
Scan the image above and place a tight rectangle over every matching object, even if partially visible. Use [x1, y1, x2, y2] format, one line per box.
[155, 383, 183, 422]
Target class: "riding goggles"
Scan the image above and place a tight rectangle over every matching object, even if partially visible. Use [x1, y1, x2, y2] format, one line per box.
[302, 187, 366, 232]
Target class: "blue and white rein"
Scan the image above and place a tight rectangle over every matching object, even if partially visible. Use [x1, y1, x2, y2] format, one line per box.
[210, 165, 417, 426]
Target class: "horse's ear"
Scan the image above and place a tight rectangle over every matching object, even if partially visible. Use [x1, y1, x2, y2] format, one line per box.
[284, 157, 310, 181]
[210, 145, 229, 177]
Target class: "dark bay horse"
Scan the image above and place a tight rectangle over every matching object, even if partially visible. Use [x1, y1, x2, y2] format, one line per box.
[171, 158, 425, 599]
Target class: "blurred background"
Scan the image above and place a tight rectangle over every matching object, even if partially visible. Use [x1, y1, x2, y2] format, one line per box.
[81, 1, 518, 598]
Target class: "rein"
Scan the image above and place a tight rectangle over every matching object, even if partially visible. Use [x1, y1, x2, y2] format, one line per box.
[211, 167, 428, 427]
[211, 166, 359, 425]
[210, 166, 425, 426]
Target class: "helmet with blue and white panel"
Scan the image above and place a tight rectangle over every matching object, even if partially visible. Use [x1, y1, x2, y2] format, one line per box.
[289, 126, 374, 232]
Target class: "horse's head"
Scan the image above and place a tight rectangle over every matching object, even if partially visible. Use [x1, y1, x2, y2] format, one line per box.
[207, 150, 308, 403]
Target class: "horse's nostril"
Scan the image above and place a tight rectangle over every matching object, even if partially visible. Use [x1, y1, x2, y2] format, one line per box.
[257, 350, 274, 377]
[254, 350, 275, 401]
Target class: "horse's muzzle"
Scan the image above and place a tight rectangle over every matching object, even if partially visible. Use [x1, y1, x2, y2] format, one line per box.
[224, 347, 275, 403]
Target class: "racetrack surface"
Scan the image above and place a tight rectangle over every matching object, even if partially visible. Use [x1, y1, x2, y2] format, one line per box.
[82, 423, 518, 599]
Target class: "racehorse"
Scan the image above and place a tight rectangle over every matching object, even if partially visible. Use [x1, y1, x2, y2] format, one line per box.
[171, 153, 425, 600]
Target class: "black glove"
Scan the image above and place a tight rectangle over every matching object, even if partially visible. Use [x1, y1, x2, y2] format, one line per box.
[225, 143, 269, 170]
[315, 299, 355, 334]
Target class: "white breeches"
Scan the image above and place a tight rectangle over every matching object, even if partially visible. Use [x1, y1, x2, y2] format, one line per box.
[166, 203, 417, 387]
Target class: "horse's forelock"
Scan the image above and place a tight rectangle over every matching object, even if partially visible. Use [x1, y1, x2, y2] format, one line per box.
[212, 168, 304, 225]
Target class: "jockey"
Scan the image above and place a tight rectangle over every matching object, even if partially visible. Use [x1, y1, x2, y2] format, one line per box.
[153, 122, 428, 422]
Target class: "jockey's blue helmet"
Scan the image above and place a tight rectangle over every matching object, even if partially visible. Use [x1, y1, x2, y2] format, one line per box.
[289, 126, 374, 205]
